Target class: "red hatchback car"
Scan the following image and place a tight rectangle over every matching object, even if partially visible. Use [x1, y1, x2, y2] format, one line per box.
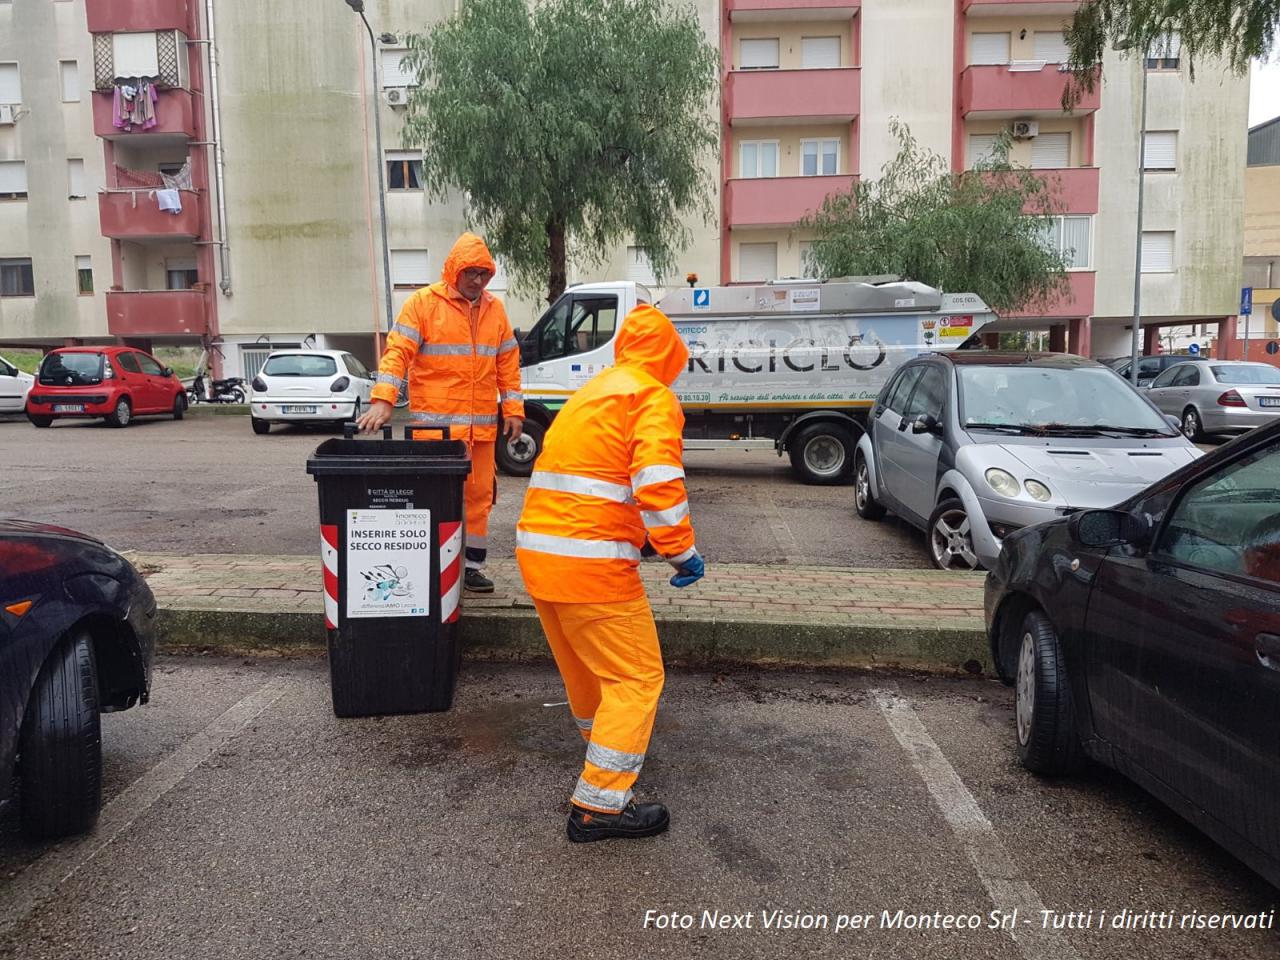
[26, 347, 187, 428]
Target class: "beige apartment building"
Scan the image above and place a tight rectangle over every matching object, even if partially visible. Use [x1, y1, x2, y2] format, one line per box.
[0, 0, 1249, 378]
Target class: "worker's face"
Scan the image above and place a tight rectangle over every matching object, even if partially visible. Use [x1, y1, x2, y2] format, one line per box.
[457, 267, 492, 302]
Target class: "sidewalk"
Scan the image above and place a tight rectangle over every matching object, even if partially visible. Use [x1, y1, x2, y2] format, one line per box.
[132, 553, 990, 673]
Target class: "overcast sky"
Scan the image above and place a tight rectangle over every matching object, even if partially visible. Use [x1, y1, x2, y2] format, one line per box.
[1253, 59, 1280, 127]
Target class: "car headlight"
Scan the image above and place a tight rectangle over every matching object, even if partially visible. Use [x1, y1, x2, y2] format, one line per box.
[1024, 479, 1052, 502]
[985, 468, 1021, 498]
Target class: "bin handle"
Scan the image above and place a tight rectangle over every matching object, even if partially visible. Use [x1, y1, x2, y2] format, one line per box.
[342, 424, 392, 440]
[404, 425, 451, 441]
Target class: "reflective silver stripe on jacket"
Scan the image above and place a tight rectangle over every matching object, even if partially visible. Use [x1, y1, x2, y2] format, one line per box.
[641, 501, 689, 529]
[391, 322, 422, 345]
[528, 471, 633, 504]
[410, 411, 499, 426]
[585, 742, 646, 775]
[500, 390, 524, 403]
[498, 337, 519, 354]
[418, 343, 472, 357]
[667, 546, 698, 566]
[376, 372, 405, 388]
[516, 530, 641, 561]
[574, 715, 594, 732]
[572, 777, 632, 813]
[632, 464, 685, 490]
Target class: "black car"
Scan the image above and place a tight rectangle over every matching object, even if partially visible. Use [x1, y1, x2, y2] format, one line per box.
[1102, 353, 1211, 388]
[985, 419, 1280, 887]
[0, 521, 156, 838]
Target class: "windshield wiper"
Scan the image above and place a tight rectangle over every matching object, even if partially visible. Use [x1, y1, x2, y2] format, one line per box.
[964, 422, 1036, 434]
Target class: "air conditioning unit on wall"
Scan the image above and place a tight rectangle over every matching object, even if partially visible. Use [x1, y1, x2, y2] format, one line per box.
[0, 104, 15, 125]
[1011, 120, 1040, 140]
[384, 87, 408, 107]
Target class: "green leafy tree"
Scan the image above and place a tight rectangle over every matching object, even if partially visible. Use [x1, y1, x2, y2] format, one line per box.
[800, 122, 1070, 314]
[402, 0, 718, 304]
[1064, 1, 1270, 105]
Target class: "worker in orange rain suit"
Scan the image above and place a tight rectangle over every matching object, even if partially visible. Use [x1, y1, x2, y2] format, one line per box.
[516, 303, 705, 842]
[357, 233, 524, 593]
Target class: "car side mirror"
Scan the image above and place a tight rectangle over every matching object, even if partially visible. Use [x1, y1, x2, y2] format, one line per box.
[162, 367, 174, 378]
[1164, 414, 1181, 430]
[911, 415, 941, 436]
[1069, 509, 1150, 548]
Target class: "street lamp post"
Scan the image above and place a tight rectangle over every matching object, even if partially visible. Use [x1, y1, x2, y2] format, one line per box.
[345, 0, 395, 353]
[1115, 39, 1149, 385]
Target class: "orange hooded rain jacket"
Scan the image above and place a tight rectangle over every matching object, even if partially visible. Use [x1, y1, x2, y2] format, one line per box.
[370, 233, 524, 442]
[516, 304, 696, 603]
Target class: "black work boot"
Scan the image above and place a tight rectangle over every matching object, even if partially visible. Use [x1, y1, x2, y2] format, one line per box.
[567, 800, 670, 842]
[464, 568, 494, 593]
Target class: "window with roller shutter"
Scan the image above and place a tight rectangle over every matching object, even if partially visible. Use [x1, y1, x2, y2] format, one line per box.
[391, 249, 430, 289]
[1032, 32, 1069, 63]
[801, 37, 840, 69]
[0, 63, 19, 103]
[1030, 133, 1070, 169]
[1141, 232, 1174, 273]
[967, 134, 998, 167]
[1143, 132, 1177, 170]
[626, 247, 657, 286]
[970, 33, 1010, 66]
[381, 48, 415, 88]
[0, 160, 27, 200]
[740, 38, 779, 70]
[738, 243, 777, 282]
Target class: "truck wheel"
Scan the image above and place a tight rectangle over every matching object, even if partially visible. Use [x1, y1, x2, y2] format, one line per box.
[854, 452, 887, 520]
[18, 628, 103, 839]
[789, 422, 855, 485]
[496, 419, 545, 477]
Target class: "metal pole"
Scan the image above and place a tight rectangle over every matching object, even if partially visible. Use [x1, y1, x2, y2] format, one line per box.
[358, 11, 395, 341]
[1129, 62, 1148, 385]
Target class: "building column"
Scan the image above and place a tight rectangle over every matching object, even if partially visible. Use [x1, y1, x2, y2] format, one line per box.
[980, 332, 999, 350]
[1218, 315, 1237, 358]
[1049, 324, 1067, 353]
[1068, 317, 1091, 358]
[1143, 325, 1159, 355]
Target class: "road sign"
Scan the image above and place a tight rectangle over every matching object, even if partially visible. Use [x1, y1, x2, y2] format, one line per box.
[1188, 343, 1200, 356]
[1241, 286, 1253, 315]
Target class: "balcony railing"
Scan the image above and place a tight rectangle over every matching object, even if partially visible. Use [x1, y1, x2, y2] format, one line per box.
[92, 88, 197, 141]
[962, 0, 1081, 12]
[106, 290, 209, 338]
[727, 0, 859, 18]
[727, 67, 860, 125]
[99, 189, 201, 242]
[726, 175, 857, 228]
[959, 63, 1100, 117]
[85, 0, 194, 33]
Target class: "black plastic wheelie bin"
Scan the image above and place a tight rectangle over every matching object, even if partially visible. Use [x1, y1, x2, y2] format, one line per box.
[306, 425, 471, 717]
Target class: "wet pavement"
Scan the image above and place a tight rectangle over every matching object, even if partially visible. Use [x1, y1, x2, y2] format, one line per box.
[0, 657, 1273, 959]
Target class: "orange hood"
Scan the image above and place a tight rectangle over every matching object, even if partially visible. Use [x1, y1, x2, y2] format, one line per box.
[614, 304, 688, 387]
[440, 232, 497, 291]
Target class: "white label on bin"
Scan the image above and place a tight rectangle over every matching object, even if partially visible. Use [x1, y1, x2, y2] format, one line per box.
[345, 509, 432, 619]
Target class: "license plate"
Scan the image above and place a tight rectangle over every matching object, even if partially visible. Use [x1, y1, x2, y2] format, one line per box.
[281, 405, 316, 414]
[1260, 398, 1280, 408]
[53, 404, 84, 413]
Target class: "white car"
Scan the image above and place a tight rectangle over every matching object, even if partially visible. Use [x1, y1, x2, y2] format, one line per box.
[249, 350, 374, 435]
[0, 355, 35, 413]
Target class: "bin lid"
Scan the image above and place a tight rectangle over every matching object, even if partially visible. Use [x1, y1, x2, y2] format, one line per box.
[306, 437, 472, 477]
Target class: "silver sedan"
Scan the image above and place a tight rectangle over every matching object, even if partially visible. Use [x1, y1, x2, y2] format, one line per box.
[1146, 361, 1280, 440]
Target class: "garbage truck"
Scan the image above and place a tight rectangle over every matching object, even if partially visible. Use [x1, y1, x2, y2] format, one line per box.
[501, 277, 995, 484]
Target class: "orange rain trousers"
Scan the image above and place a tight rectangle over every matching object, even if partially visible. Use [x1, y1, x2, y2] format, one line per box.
[533, 596, 664, 813]
[465, 441, 496, 570]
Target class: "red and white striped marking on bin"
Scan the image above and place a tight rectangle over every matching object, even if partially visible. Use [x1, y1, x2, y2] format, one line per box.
[321, 524, 339, 629]
[439, 520, 462, 623]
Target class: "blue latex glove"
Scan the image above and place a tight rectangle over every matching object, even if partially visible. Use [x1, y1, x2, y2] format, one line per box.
[669, 551, 705, 588]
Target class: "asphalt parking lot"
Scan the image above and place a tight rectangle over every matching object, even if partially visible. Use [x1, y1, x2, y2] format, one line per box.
[0, 658, 1273, 960]
[0, 413, 933, 567]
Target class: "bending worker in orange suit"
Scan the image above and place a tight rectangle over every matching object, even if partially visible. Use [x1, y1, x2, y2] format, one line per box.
[358, 232, 524, 593]
[516, 303, 704, 842]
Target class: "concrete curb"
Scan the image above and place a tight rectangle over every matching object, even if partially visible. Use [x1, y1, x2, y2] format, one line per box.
[185, 404, 249, 416]
[157, 604, 991, 674]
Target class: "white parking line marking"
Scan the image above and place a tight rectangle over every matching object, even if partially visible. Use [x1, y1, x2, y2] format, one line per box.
[757, 491, 799, 561]
[874, 690, 1080, 960]
[0, 677, 291, 938]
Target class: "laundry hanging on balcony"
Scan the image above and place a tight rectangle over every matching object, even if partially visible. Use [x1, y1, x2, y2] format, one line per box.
[155, 189, 182, 215]
[113, 78, 159, 132]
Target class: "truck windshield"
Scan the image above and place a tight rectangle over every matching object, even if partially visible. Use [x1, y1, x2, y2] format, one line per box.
[525, 295, 618, 364]
[39, 352, 104, 386]
[959, 365, 1176, 436]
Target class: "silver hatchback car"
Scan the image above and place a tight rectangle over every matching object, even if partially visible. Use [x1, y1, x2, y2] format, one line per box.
[854, 353, 1201, 570]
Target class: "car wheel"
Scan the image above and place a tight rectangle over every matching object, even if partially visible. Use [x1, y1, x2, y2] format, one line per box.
[346, 400, 361, 425]
[172, 392, 186, 421]
[104, 397, 131, 428]
[28, 414, 53, 428]
[854, 451, 886, 521]
[928, 498, 984, 571]
[788, 422, 856, 485]
[1181, 406, 1204, 442]
[251, 416, 271, 435]
[495, 419, 546, 477]
[18, 628, 103, 839]
[1014, 610, 1083, 775]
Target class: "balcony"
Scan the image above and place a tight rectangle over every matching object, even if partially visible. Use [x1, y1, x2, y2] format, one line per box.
[962, 0, 1081, 14]
[727, 0, 859, 21]
[99, 189, 201, 242]
[1032, 166, 1098, 214]
[726, 175, 856, 228]
[86, 0, 194, 33]
[959, 64, 1100, 118]
[1008, 270, 1095, 318]
[727, 68, 860, 125]
[92, 88, 197, 142]
[106, 290, 209, 338]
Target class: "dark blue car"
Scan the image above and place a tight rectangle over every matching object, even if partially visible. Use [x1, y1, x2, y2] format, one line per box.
[0, 520, 156, 838]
